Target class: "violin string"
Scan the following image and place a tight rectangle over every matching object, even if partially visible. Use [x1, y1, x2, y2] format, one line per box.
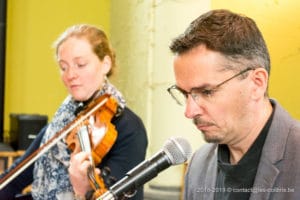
[87, 165, 101, 190]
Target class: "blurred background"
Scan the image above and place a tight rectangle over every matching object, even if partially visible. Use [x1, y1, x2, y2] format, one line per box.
[1, 0, 300, 199]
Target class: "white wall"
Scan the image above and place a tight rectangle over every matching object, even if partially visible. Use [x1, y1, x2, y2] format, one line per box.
[110, 0, 210, 196]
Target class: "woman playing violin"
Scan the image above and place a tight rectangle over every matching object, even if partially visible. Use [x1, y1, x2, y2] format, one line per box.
[0, 24, 148, 200]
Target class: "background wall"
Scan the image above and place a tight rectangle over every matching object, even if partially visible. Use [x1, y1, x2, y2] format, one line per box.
[4, 0, 110, 136]
[3, 0, 300, 199]
[109, 0, 207, 196]
[212, 0, 300, 119]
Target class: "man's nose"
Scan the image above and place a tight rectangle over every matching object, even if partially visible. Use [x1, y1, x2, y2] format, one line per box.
[184, 95, 204, 119]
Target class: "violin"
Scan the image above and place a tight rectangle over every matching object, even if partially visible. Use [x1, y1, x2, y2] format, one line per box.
[0, 94, 120, 199]
[66, 93, 119, 197]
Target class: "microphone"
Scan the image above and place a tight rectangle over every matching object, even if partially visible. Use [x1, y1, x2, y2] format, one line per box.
[97, 136, 192, 200]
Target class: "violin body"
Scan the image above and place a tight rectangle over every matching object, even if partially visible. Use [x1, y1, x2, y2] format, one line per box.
[66, 94, 119, 164]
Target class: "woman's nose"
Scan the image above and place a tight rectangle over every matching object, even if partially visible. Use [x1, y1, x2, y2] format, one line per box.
[65, 67, 78, 80]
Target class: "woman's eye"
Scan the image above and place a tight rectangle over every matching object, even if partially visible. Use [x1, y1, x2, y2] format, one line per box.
[59, 65, 67, 72]
[77, 63, 86, 68]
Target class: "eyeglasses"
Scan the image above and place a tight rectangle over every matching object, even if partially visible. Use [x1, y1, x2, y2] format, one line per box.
[167, 67, 254, 106]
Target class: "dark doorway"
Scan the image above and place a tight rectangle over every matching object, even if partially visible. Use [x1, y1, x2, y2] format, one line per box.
[0, 0, 7, 142]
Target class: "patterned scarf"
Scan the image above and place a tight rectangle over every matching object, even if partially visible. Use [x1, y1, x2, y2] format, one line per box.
[31, 82, 125, 200]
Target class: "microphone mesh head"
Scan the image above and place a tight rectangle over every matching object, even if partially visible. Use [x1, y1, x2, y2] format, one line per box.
[162, 137, 193, 165]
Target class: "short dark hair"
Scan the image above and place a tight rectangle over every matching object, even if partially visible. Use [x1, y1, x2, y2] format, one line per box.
[169, 9, 270, 74]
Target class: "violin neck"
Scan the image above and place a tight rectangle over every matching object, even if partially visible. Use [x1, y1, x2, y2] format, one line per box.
[77, 125, 93, 164]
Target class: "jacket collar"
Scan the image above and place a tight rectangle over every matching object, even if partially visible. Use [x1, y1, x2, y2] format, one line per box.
[250, 99, 292, 199]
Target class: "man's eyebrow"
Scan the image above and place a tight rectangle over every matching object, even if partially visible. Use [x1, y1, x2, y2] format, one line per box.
[191, 83, 215, 91]
[174, 85, 187, 93]
[175, 83, 215, 94]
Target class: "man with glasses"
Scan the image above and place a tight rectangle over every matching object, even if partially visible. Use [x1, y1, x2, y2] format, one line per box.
[168, 9, 300, 200]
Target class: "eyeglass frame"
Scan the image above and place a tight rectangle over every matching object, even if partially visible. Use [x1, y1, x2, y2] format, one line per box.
[167, 67, 255, 106]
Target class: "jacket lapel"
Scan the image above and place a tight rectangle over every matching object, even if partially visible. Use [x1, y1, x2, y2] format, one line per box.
[250, 100, 290, 200]
[203, 149, 217, 200]
[249, 157, 280, 200]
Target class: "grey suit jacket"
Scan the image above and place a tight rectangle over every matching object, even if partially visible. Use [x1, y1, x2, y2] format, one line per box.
[184, 99, 300, 200]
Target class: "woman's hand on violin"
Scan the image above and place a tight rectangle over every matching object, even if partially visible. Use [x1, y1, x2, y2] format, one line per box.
[69, 151, 99, 196]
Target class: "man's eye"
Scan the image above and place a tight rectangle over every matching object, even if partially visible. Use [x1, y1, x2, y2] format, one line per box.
[201, 89, 214, 96]
[182, 92, 189, 98]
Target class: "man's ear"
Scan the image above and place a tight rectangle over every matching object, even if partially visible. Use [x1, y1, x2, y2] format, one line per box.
[250, 67, 268, 100]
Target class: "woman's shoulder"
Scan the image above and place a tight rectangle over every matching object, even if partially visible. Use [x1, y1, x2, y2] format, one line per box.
[113, 107, 145, 131]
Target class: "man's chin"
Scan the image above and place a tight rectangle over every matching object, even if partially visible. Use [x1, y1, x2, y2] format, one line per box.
[202, 132, 222, 143]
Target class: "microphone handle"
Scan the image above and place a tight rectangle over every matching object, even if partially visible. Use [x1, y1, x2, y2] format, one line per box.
[97, 151, 171, 200]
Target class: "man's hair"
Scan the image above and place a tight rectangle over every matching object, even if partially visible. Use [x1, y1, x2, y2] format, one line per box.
[169, 9, 270, 74]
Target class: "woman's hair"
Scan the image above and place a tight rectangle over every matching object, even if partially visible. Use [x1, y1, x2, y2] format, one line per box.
[53, 24, 116, 77]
